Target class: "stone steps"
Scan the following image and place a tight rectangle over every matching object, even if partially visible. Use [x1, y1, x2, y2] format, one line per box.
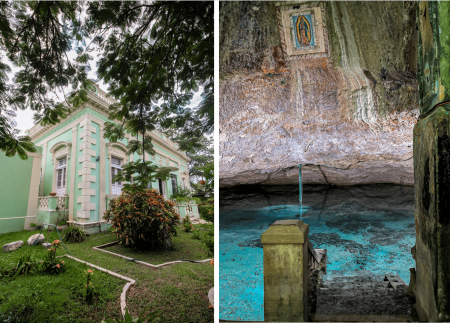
[314, 271, 412, 322]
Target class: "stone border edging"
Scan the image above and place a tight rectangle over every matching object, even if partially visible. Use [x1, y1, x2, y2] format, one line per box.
[58, 254, 135, 318]
[92, 241, 212, 268]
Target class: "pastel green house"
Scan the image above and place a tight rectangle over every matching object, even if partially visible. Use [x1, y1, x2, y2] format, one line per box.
[23, 84, 194, 234]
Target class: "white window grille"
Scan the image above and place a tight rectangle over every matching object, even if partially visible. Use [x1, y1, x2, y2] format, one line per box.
[111, 157, 123, 195]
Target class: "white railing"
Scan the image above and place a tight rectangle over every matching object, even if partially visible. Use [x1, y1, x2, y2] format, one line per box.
[57, 196, 67, 209]
[38, 197, 49, 210]
[37, 195, 68, 210]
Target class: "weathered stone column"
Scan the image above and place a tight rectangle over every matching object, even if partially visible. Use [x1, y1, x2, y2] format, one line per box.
[414, 2, 450, 321]
[261, 219, 309, 322]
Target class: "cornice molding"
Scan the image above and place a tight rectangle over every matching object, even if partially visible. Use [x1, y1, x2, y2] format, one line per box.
[29, 92, 190, 163]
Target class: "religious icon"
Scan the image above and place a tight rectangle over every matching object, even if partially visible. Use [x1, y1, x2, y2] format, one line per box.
[296, 16, 311, 46]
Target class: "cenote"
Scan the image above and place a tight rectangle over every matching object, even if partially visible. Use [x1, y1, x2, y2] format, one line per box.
[219, 184, 416, 321]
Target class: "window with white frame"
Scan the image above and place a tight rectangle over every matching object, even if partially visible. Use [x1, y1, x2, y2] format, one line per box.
[171, 174, 178, 195]
[56, 158, 67, 196]
[111, 157, 123, 195]
[158, 178, 166, 198]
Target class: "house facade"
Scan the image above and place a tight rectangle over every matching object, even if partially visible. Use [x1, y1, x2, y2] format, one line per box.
[26, 84, 192, 233]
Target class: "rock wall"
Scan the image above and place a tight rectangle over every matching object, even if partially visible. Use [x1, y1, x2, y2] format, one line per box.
[219, 1, 419, 187]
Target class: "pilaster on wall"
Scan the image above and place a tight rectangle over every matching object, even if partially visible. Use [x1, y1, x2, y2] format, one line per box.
[99, 125, 106, 219]
[69, 126, 78, 221]
[39, 143, 48, 197]
[77, 117, 97, 222]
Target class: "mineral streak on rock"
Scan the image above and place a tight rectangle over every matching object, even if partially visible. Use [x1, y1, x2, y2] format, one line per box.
[219, 1, 419, 187]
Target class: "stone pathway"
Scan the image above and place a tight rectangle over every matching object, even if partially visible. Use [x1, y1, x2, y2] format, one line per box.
[314, 270, 412, 322]
[191, 217, 208, 224]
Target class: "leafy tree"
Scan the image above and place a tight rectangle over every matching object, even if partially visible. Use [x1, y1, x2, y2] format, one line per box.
[0, 1, 94, 159]
[84, 1, 213, 190]
[1, 1, 213, 193]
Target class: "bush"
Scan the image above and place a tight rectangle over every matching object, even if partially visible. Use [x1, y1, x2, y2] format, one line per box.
[62, 225, 86, 243]
[104, 188, 180, 249]
[0, 251, 39, 279]
[190, 223, 214, 256]
[199, 198, 214, 223]
[202, 223, 214, 256]
[11, 250, 39, 278]
[182, 215, 193, 232]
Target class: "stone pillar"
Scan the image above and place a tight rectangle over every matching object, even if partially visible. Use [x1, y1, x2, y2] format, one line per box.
[69, 125, 78, 222]
[414, 104, 450, 322]
[414, 2, 450, 321]
[261, 219, 309, 322]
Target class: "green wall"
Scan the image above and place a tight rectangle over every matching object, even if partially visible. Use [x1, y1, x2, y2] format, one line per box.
[0, 146, 42, 234]
[34, 108, 189, 221]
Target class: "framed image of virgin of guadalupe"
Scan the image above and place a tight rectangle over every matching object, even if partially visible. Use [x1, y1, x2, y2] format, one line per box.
[280, 6, 327, 57]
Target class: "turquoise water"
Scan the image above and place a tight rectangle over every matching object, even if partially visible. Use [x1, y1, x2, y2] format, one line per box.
[219, 185, 415, 321]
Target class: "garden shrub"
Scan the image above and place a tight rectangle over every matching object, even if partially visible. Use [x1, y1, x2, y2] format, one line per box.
[190, 223, 214, 256]
[41, 240, 66, 275]
[62, 225, 86, 243]
[199, 198, 214, 223]
[202, 223, 214, 256]
[11, 250, 39, 278]
[104, 188, 180, 249]
[182, 215, 193, 232]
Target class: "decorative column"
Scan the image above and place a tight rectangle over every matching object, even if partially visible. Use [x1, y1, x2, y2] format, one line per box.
[261, 219, 309, 322]
[69, 125, 78, 222]
[76, 117, 97, 222]
[39, 142, 48, 197]
[99, 124, 106, 219]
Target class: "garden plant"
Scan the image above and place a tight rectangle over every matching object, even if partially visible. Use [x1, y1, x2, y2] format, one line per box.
[62, 226, 86, 243]
[182, 215, 193, 232]
[104, 188, 180, 249]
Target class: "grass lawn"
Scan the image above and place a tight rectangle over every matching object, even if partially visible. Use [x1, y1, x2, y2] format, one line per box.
[103, 225, 212, 265]
[0, 225, 214, 322]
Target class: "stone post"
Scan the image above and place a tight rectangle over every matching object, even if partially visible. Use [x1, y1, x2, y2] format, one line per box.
[261, 219, 309, 322]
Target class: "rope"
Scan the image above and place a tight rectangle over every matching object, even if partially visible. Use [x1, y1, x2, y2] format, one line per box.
[31, 223, 73, 256]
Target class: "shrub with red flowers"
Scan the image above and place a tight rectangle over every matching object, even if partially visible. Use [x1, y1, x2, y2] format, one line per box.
[199, 198, 214, 223]
[41, 240, 66, 275]
[182, 215, 193, 232]
[103, 188, 180, 249]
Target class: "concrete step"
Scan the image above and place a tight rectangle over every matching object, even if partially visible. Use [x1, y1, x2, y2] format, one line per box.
[314, 272, 411, 322]
[321, 281, 390, 290]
